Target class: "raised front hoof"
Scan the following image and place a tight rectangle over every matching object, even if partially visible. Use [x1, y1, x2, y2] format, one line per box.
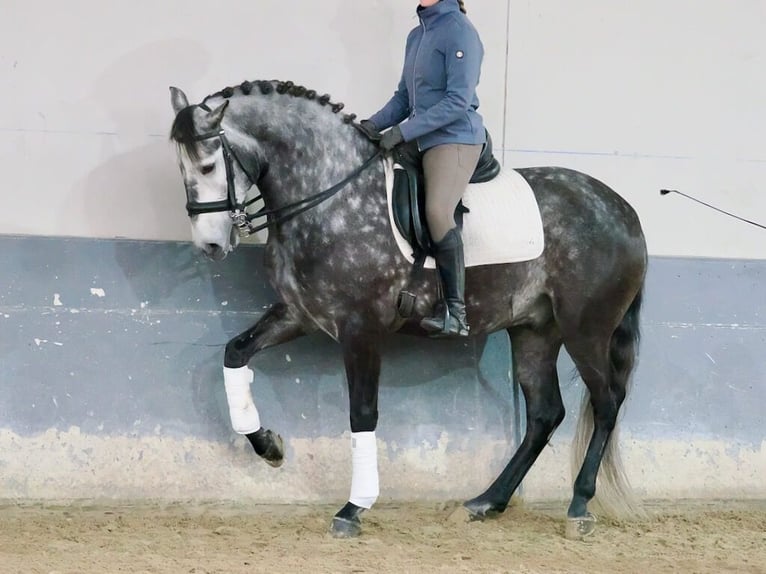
[263, 431, 285, 467]
[246, 428, 285, 468]
[330, 516, 362, 539]
[565, 512, 597, 540]
[463, 496, 506, 521]
[331, 502, 366, 539]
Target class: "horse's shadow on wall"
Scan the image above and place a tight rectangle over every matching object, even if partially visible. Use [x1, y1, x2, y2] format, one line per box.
[112, 238, 518, 447]
[69, 140, 189, 240]
[68, 37, 212, 240]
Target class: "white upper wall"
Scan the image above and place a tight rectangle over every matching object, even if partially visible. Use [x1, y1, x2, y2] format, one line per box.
[1, 1, 764, 258]
[505, 0, 766, 259]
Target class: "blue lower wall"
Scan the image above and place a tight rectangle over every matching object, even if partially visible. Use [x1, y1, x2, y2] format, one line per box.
[1, 235, 764, 501]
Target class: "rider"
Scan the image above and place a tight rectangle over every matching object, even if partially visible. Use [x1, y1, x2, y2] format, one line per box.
[359, 0, 485, 338]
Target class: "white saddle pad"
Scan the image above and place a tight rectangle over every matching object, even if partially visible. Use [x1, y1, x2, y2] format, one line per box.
[385, 160, 545, 269]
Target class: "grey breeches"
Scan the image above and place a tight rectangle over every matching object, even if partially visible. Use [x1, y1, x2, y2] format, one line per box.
[422, 143, 483, 243]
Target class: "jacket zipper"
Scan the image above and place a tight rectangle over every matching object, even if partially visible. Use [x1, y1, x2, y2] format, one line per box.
[412, 17, 426, 151]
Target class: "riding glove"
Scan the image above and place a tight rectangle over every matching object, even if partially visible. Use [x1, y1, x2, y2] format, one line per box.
[379, 126, 404, 151]
[357, 119, 381, 141]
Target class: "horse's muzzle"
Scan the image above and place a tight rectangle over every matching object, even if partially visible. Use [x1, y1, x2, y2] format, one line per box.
[202, 243, 228, 261]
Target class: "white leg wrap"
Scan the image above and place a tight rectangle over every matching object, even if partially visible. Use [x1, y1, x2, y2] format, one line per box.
[223, 366, 261, 435]
[349, 431, 379, 509]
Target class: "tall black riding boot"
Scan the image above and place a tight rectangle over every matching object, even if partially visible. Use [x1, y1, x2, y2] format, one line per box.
[420, 228, 469, 337]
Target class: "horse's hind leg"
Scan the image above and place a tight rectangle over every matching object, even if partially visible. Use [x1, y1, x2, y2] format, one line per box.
[465, 325, 564, 518]
[563, 335, 625, 538]
[331, 323, 382, 538]
[222, 302, 308, 467]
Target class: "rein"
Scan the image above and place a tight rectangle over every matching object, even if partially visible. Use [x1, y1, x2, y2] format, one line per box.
[243, 150, 382, 235]
[181, 103, 381, 237]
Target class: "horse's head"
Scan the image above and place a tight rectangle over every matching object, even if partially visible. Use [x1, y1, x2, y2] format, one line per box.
[169, 80, 381, 261]
[168, 87, 254, 260]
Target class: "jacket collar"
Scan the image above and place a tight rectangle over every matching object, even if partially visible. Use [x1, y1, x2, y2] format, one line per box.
[417, 0, 460, 28]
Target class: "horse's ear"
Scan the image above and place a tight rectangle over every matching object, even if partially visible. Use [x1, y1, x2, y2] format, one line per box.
[204, 100, 230, 129]
[170, 87, 190, 115]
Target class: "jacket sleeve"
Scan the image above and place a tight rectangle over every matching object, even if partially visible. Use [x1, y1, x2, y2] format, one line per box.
[368, 71, 410, 131]
[398, 26, 482, 142]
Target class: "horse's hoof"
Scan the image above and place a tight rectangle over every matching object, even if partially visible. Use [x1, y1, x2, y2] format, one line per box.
[565, 512, 597, 540]
[330, 516, 362, 538]
[246, 428, 285, 467]
[331, 502, 365, 538]
[463, 496, 506, 521]
[262, 432, 284, 468]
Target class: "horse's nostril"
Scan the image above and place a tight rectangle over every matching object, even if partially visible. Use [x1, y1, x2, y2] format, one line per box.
[204, 243, 224, 258]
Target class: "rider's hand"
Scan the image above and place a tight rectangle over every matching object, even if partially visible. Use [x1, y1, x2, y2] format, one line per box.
[357, 119, 381, 141]
[379, 126, 404, 151]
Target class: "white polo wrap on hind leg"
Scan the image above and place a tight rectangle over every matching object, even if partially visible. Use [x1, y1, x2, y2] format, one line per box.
[223, 366, 261, 434]
[349, 431, 379, 509]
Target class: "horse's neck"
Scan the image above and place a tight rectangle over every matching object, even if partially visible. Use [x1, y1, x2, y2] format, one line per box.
[231, 97, 374, 208]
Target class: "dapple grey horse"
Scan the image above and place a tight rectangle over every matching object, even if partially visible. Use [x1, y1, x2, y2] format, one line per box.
[168, 79, 647, 539]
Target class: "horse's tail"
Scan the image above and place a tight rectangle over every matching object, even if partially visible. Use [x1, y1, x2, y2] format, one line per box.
[571, 287, 647, 520]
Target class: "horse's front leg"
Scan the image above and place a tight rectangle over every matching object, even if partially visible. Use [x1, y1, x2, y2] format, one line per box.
[330, 324, 382, 538]
[222, 302, 308, 467]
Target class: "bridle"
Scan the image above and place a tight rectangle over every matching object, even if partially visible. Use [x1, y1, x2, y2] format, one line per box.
[179, 103, 381, 237]
[180, 103, 267, 234]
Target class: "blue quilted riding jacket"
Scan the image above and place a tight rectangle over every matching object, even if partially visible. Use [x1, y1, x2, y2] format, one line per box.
[369, 0, 486, 151]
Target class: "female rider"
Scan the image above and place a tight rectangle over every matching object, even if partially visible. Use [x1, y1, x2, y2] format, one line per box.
[360, 0, 485, 337]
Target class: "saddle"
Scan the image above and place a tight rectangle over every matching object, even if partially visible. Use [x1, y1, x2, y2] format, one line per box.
[391, 130, 501, 257]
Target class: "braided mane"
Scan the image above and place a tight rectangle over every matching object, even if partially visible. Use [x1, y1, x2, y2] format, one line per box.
[170, 79, 360, 159]
[202, 79, 358, 124]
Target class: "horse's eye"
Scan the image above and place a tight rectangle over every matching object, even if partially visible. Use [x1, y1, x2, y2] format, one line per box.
[200, 164, 215, 175]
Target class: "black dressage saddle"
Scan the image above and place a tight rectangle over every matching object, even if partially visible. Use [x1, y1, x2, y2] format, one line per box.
[391, 129, 501, 257]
